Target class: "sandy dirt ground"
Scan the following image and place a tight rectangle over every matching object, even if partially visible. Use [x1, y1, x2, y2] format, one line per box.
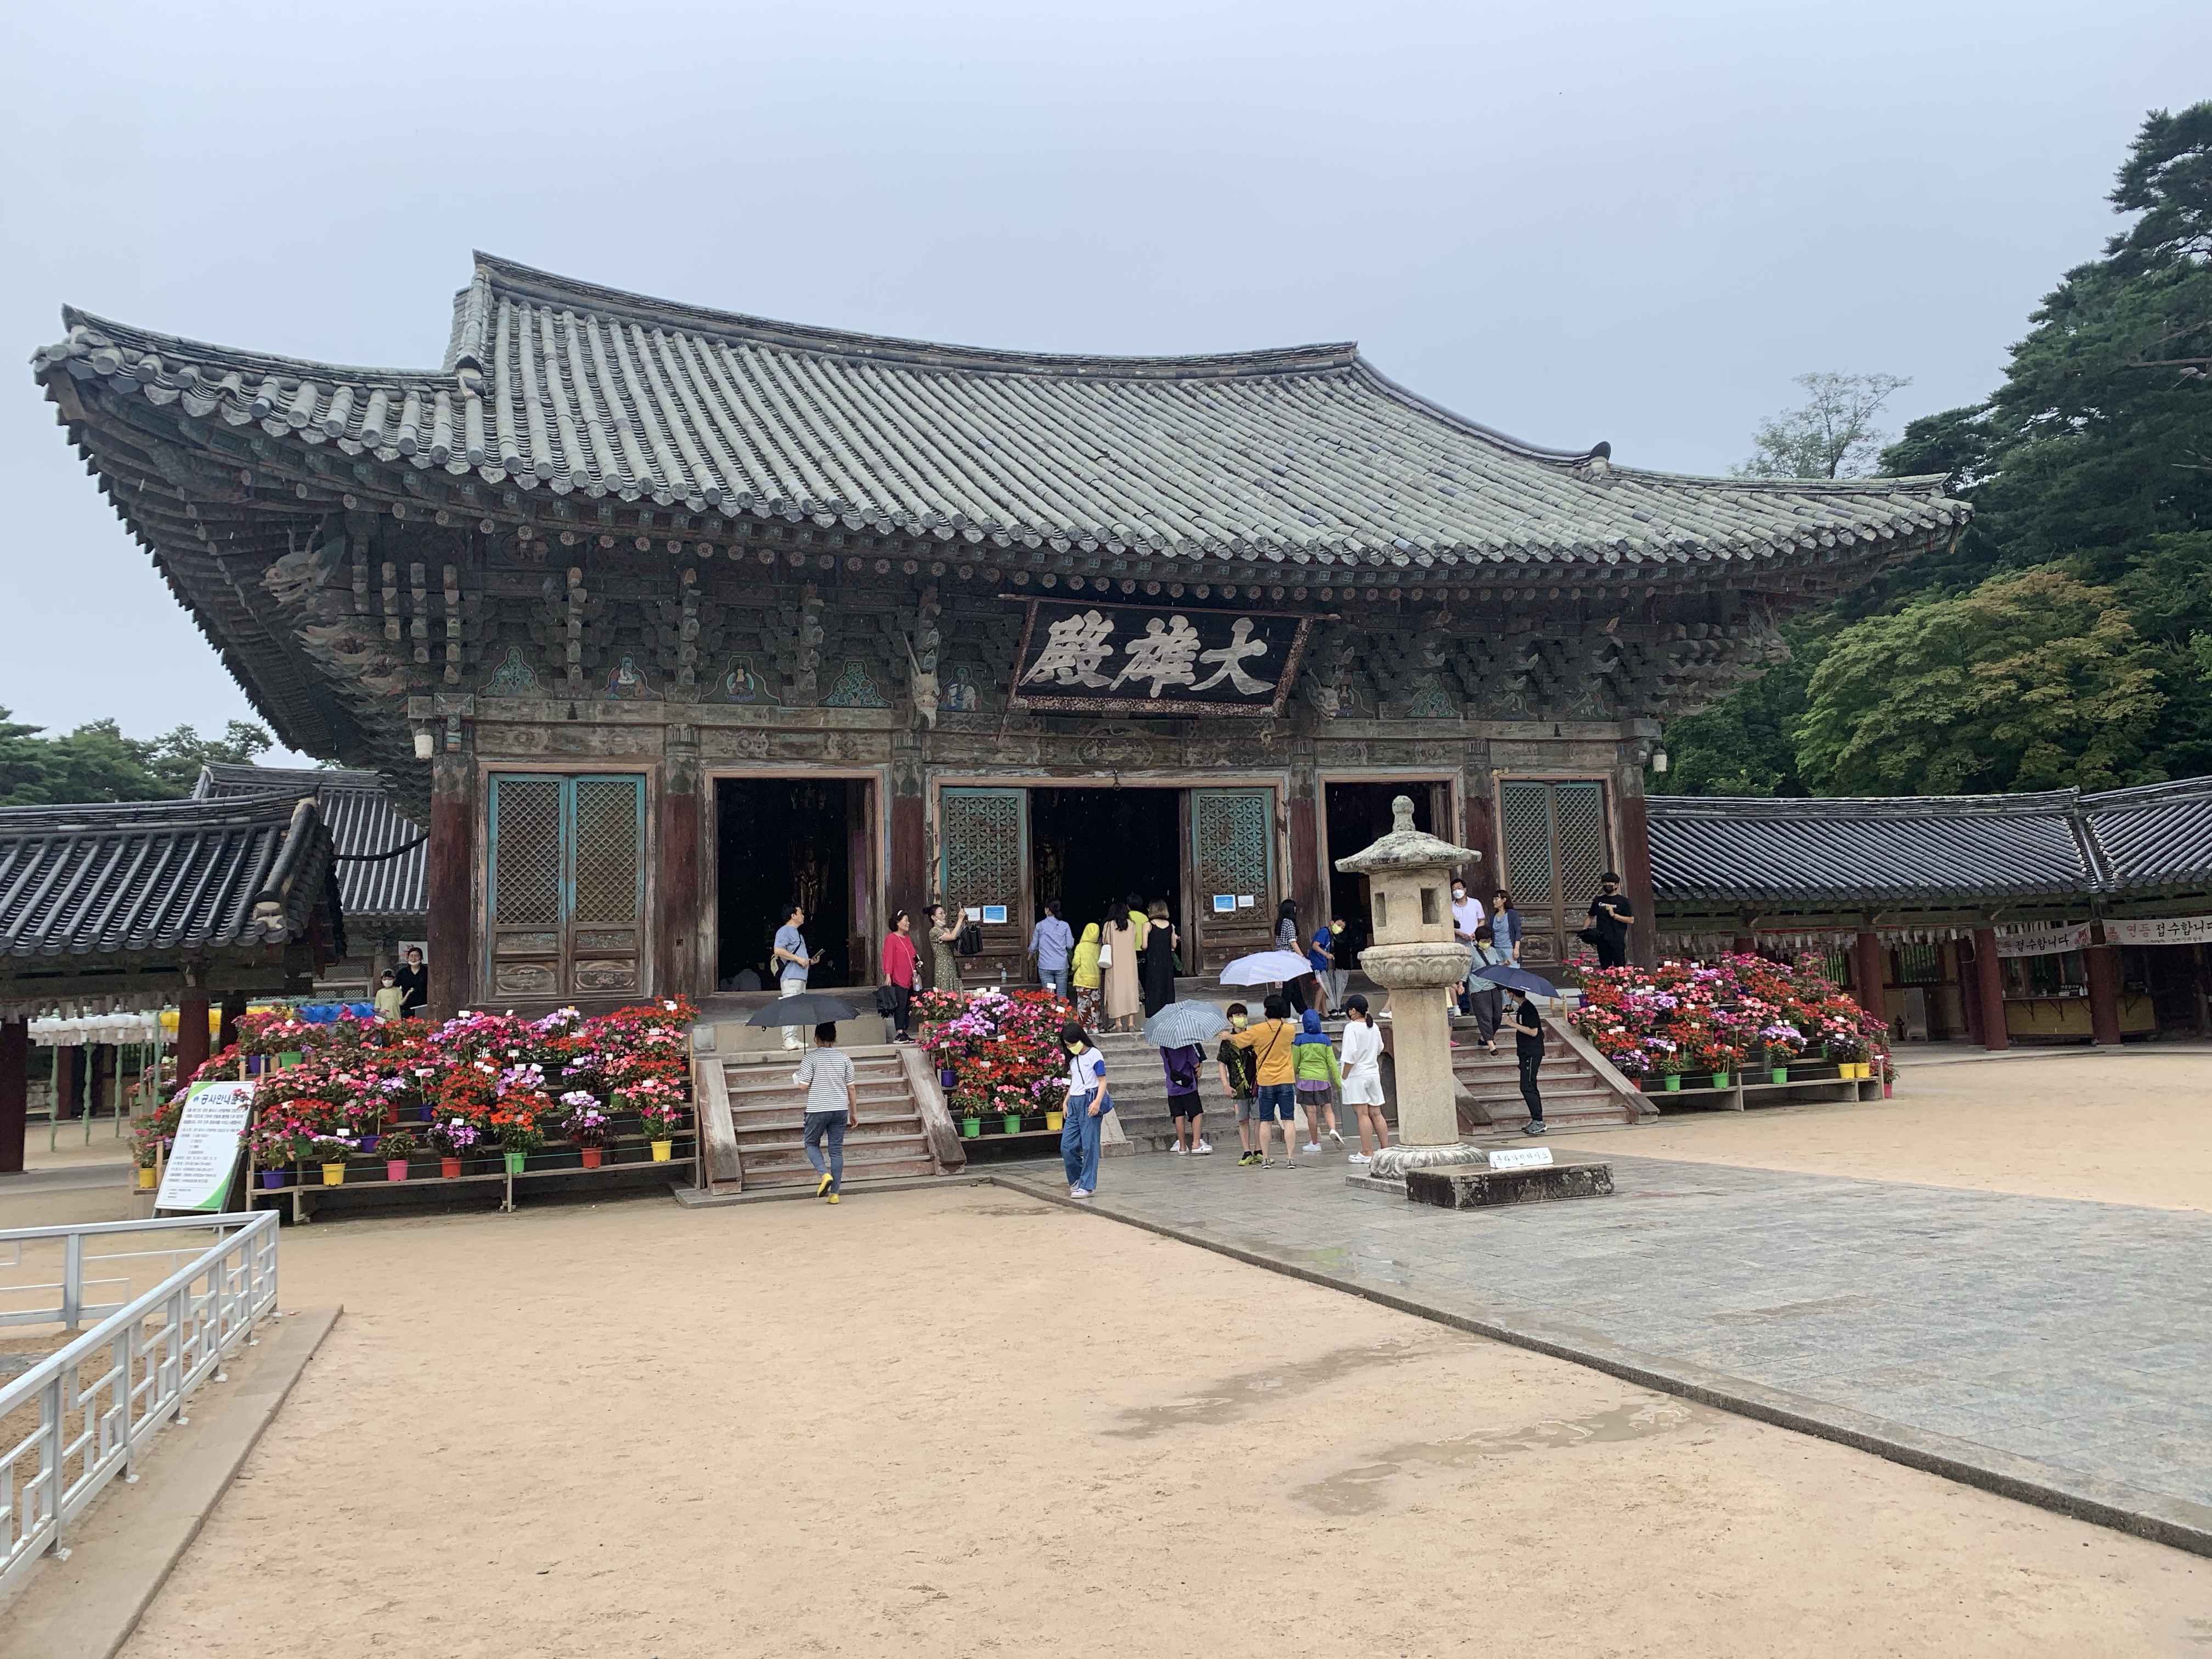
[23, 1181, 2186, 1659]
[1570, 1049, 2212, 1209]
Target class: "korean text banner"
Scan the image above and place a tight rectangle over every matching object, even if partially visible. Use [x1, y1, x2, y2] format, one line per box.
[1008, 600, 1314, 717]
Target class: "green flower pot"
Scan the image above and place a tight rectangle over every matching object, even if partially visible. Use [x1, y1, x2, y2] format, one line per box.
[503, 1150, 526, 1175]
[960, 1116, 981, 1139]
[1770, 1067, 1789, 1085]
[1710, 1072, 1730, 1090]
[1001, 1113, 1023, 1135]
[1662, 1075, 1681, 1092]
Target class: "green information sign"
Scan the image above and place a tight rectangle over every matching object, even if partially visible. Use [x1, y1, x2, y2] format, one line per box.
[154, 1080, 256, 1214]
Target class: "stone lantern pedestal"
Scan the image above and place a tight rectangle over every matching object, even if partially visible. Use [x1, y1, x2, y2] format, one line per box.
[1333, 795, 1480, 1162]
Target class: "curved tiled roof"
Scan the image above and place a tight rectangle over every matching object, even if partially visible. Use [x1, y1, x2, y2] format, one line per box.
[32, 253, 1964, 572]
[1648, 792, 2095, 904]
[193, 764, 425, 924]
[0, 795, 339, 960]
[2079, 777, 2212, 894]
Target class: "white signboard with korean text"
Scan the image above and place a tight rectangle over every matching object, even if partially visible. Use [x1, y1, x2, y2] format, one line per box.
[2107, 915, 2212, 948]
[154, 1080, 256, 1214]
[1994, 923, 2094, 959]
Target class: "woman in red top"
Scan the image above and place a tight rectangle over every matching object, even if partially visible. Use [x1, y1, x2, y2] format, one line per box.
[881, 910, 920, 1043]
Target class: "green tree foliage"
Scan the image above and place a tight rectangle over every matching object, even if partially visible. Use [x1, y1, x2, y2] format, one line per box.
[1731, 372, 1911, 480]
[0, 709, 272, 806]
[1795, 570, 2164, 795]
[1662, 102, 2212, 795]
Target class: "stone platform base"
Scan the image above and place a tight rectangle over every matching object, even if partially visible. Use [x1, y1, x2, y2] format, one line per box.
[1405, 1161, 1615, 1209]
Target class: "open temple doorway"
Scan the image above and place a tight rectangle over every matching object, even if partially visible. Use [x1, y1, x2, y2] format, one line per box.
[1030, 788, 1183, 943]
[1325, 782, 1447, 970]
[715, 777, 871, 990]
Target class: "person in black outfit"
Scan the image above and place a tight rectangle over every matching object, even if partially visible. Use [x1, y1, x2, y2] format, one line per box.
[1587, 873, 1634, 970]
[1273, 898, 1309, 1015]
[1509, 985, 1547, 1136]
[393, 947, 429, 1018]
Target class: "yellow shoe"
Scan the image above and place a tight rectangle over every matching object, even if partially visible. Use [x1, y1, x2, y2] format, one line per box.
[826, 1192, 840, 1205]
[816, 1172, 833, 1198]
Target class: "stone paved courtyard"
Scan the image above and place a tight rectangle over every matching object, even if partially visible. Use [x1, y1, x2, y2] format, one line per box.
[1000, 1143, 2212, 1537]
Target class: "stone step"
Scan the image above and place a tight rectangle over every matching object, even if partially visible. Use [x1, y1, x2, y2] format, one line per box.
[725, 1063, 907, 1091]
[736, 1118, 929, 1149]
[727, 1082, 913, 1110]
[742, 1139, 938, 1184]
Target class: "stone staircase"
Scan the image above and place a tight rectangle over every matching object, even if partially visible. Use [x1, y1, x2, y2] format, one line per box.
[710, 1045, 946, 1192]
[1451, 1016, 1652, 1134]
[1090, 1032, 1195, 1154]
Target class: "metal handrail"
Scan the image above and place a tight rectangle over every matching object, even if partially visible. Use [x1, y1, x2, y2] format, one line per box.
[0, 1211, 279, 1597]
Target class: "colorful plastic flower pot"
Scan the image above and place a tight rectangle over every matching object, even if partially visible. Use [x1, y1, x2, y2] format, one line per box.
[1711, 1072, 1731, 1089]
[1046, 1111, 1065, 1131]
[359, 1134, 380, 1155]
[440, 1156, 462, 1179]
[1770, 1067, 1790, 1084]
[1001, 1113, 1023, 1135]
[277, 1051, 303, 1069]
[1662, 1075, 1681, 1092]
[386, 1159, 409, 1183]
[261, 1169, 286, 1189]
[961, 1116, 981, 1138]
[137, 1166, 157, 1189]
[503, 1150, 527, 1175]
[581, 1148, 603, 1169]
[939, 1068, 959, 1089]
[321, 1163, 346, 1186]
[649, 1140, 673, 1163]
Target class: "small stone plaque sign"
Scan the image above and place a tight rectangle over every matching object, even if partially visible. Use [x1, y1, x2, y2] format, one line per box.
[1488, 1147, 1553, 1171]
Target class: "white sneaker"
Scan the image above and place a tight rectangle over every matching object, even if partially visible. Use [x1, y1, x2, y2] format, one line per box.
[1347, 1152, 1370, 1165]
[1193, 1139, 1212, 1155]
[1171, 1143, 1187, 1155]
[1304, 1141, 1322, 1153]
[1069, 1187, 1092, 1199]
[1328, 1129, 1345, 1146]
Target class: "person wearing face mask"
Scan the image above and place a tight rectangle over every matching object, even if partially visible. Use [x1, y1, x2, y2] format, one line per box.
[1450, 878, 1486, 1017]
[1584, 872, 1634, 970]
[1058, 1020, 1114, 1199]
[1306, 916, 1344, 1019]
[1216, 1003, 1260, 1164]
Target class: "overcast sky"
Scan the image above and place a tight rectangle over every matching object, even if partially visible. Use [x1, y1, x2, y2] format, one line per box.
[4, 0, 2205, 761]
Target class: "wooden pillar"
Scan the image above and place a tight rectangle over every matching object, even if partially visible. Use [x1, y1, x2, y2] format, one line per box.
[176, 991, 211, 1083]
[890, 788, 926, 940]
[218, 992, 247, 1056]
[427, 757, 476, 1019]
[2085, 932, 2123, 1046]
[0, 1019, 27, 1175]
[1970, 926, 2009, 1052]
[1288, 785, 1322, 936]
[1616, 792, 1657, 969]
[89, 1043, 115, 1118]
[53, 1046, 82, 1120]
[1853, 930, 1888, 1023]
[1731, 935, 1757, 956]
[658, 772, 702, 1000]
[1463, 787, 1494, 887]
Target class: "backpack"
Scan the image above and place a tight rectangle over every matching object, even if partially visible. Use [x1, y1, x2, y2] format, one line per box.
[954, 921, 984, 956]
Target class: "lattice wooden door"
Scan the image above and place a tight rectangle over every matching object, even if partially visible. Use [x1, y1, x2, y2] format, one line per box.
[937, 787, 1029, 972]
[1189, 788, 1276, 972]
[489, 774, 647, 998]
[1498, 780, 1611, 966]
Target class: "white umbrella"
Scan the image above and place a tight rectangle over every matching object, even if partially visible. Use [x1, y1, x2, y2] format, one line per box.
[1219, 949, 1316, 986]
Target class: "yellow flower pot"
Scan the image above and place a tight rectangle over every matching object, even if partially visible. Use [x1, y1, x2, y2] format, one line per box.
[321, 1163, 347, 1186]
[137, 1166, 157, 1189]
[650, 1139, 673, 1163]
[1046, 1111, 1064, 1131]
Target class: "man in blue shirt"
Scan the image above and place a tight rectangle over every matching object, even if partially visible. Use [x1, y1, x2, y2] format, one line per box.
[772, 902, 822, 1051]
[1028, 901, 1075, 1002]
[1308, 918, 1343, 1018]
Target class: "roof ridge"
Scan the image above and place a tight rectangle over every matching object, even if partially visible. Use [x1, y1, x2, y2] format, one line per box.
[469, 251, 1360, 381]
[1646, 790, 2082, 817]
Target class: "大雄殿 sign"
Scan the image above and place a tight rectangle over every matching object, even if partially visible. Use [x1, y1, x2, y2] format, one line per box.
[1008, 599, 1314, 718]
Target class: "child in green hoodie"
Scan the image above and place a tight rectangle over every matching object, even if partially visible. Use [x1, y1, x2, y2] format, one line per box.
[1292, 1008, 1343, 1153]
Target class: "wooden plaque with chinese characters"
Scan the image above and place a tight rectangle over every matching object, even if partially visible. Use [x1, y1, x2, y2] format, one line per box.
[1008, 599, 1315, 717]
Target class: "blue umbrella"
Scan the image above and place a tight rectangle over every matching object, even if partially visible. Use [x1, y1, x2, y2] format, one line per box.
[1482, 964, 1558, 999]
[1142, 1000, 1232, 1048]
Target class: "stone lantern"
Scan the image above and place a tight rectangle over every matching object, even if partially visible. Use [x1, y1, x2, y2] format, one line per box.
[1333, 795, 1479, 1151]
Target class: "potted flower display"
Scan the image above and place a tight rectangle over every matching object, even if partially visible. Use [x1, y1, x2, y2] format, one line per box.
[1757, 1022, 1803, 1084]
[489, 1100, 545, 1175]
[377, 1126, 419, 1182]
[627, 1078, 689, 1161]
[312, 1136, 356, 1186]
[427, 1115, 481, 1178]
[562, 1092, 611, 1168]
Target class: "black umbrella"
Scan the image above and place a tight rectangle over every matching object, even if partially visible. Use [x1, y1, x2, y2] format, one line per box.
[743, 992, 862, 1026]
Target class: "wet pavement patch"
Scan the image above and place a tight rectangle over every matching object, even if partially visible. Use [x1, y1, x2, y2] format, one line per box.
[1104, 1338, 1451, 1439]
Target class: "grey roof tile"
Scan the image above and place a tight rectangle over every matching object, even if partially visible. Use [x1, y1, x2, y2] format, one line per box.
[193, 765, 426, 924]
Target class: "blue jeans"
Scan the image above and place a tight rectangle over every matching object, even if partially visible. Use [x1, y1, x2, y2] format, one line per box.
[1255, 1082, 1297, 1121]
[1060, 1092, 1105, 1190]
[803, 1111, 847, 1189]
[1041, 966, 1072, 1002]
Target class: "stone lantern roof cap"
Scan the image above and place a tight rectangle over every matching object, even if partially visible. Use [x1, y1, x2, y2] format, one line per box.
[1332, 795, 1479, 874]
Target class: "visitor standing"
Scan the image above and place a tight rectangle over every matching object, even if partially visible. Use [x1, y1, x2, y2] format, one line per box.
[1586, 873, 1634, 970]
[1274, 899, 1310, 1015]
[1467, 925, 1511, 1054]
[1491, 890, 1523, 963]
[1029, 901, 1075, 1002]
[1339, 995, 1389, 1163]
[1141, 900, 1179, 1017]
[926, 901, 962, 994]
[1058, 1021, 1114, 1199]
[1227, 994, 1301, 1166]
[881, 910, 919, 1042]
[795, 1020, 859, 1202]
[1216, 1003, 1259, 1164]
[1306, 918, 1340, 1018]
[373, 970, 405, 1023]
[1509, 985, 1548, 1136]
[1102, 904, 1142, 1033]
[1071, 922, 1104, 1027]
[1451, 879, 1486, 1014]
[394, 946, 428, 1018]
[772, 903, 822, 1052]
[1292, 1008, 1343, 1152]
[1162, 1041, 1209, 1154]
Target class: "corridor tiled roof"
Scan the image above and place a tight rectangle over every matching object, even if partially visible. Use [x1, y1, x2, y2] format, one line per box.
[0, 794, 340, 960]
[2080, 777, 2212, 894]
[32, 253, 1964, 571]
[194, 764, 425, 924]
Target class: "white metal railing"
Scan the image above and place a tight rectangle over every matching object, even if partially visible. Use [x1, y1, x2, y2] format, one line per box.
[0, 1213, 279, 1596]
